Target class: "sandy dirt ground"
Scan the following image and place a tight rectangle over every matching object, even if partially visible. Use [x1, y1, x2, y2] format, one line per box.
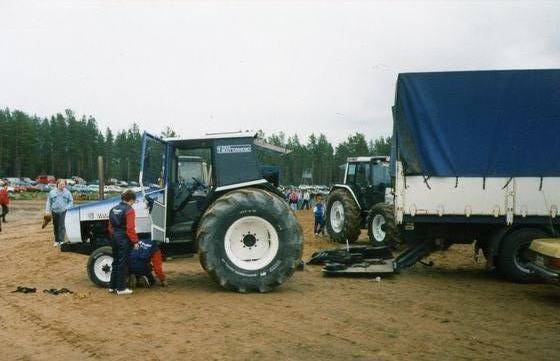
[0, 200, 558, 361]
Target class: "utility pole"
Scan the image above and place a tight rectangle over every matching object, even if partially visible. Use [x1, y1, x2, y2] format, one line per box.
[98, 156, 105, 200]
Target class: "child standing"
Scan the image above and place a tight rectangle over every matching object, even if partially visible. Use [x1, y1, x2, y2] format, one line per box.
[313, 195, 325, 236]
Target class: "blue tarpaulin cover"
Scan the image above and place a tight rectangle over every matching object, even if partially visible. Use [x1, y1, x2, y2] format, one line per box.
[391, 69, 560, 177]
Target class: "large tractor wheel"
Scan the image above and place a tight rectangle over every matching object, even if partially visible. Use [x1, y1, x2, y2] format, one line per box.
[367, 203, 400, 248]
[87, 246, 113, 287]
[197, 188, 303, 293]
[326, 189, 361, 243]
[498, 228, 548, 283]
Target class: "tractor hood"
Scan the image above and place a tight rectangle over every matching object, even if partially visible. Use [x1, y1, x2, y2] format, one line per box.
[64, 189, 164, 244]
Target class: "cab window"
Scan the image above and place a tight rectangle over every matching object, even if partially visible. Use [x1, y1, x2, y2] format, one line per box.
[372, 163, 391, 187]
[175, 148, 212, 187]
[347, 162, 370, 186]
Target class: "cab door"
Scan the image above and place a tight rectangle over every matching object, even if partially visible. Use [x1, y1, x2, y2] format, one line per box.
[140, 132, 171, 242]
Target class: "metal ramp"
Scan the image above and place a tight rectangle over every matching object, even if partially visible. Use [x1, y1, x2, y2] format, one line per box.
[310, 242, 437, 276]
[322, 258, 395, 275]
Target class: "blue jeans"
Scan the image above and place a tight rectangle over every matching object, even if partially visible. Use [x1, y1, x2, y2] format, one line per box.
[110, 237, 130, 291]
[314, 218, 324, 234]
[52, 211, 66, 243]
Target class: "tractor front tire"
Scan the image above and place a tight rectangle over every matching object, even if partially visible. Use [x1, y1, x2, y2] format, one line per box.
[87, 246, 113, 287]
[197, 188, 303, 293]
[326, 189, 361, 243]
[367, 203, 400, 248]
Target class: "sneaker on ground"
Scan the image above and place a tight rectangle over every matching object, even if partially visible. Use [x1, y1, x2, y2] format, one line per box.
[116, 288, 133, 295]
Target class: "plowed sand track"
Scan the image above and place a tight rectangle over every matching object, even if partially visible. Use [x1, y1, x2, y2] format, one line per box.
[0, 200, 558, 360]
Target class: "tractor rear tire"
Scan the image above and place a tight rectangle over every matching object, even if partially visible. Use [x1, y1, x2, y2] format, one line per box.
[197, 188, 303, 293]
[87, 246, 113, 287]
[498, 228, 549, 283]
[326, 189, 361, 243]
[367, 203, 400, 248]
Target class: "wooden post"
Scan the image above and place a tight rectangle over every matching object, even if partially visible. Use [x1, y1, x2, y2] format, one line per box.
[98, 156, 105, 200]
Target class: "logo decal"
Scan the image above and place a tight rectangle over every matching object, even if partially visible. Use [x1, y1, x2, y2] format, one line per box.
[216, 144, 252, 154]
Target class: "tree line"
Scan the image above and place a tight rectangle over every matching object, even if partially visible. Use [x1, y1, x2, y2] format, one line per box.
[0, 108, 142, 181]
[0, 108, 391, 185]
[257, 131, 391, 185]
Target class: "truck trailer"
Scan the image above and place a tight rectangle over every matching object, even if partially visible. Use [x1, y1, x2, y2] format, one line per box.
[323, 69, 560, 282]
[392, 69, 560, 282]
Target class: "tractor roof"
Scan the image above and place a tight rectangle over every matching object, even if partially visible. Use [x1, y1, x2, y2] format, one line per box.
[164, 131, 291, 154]
[347, 156, 390, 163]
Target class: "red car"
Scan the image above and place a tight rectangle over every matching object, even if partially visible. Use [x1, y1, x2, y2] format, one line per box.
[36, 175, 56, 184]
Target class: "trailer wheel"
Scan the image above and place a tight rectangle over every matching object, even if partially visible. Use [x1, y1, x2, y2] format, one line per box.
[197, 188, 303, 293]
[367, 203, 400, 248]
[326, 189, 361, 243]
[87, 246, 113, 287]
[498, 228, 549, 283]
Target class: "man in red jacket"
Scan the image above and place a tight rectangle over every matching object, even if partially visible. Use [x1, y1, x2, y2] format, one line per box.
[108, 190, 139, 295]
[0, 183, 9, 224]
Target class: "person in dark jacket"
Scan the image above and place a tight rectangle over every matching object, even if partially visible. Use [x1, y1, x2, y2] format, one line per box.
[128, 238, 167, 288]
[0, 183, 10, 224]
[108, 190, 139, 295]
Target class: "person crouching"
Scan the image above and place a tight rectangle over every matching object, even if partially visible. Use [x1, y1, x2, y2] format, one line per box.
[128, 238, 167, 288]
[108, 190, 139, 295]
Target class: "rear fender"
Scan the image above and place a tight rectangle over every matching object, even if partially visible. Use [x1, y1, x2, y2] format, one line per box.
[330, 184, 361, 209]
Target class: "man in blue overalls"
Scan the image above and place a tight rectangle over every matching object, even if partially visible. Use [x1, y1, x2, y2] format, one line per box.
[108, 190, 139, 295]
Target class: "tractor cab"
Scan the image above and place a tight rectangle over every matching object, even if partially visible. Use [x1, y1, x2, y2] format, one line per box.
[342, 156, 391, 212]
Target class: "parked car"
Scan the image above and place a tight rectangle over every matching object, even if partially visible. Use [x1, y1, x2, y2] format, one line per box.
[87, 184, 100, 192]
[104, 185, 123, 193]
[72, 176, 86, 184]
[5, 177, 27, 192]
[526, 239, 560, 285]
[63, 178, 76, 186]
[71, 184, 93, 193]
[20, 177, 37, 185]
[23, 183, 40, 192]
[36, 175, 56, 184]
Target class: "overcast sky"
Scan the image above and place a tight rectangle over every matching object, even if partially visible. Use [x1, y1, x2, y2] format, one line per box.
[1, 1, 559, 144]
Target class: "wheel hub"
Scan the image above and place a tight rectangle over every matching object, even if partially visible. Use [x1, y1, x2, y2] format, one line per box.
[242, 233, 257, 248]
[94, 255, 113, 283]
[224, 216, 279, 271]
[330, 201, 345, 233]
[372, 214, 386, 242]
